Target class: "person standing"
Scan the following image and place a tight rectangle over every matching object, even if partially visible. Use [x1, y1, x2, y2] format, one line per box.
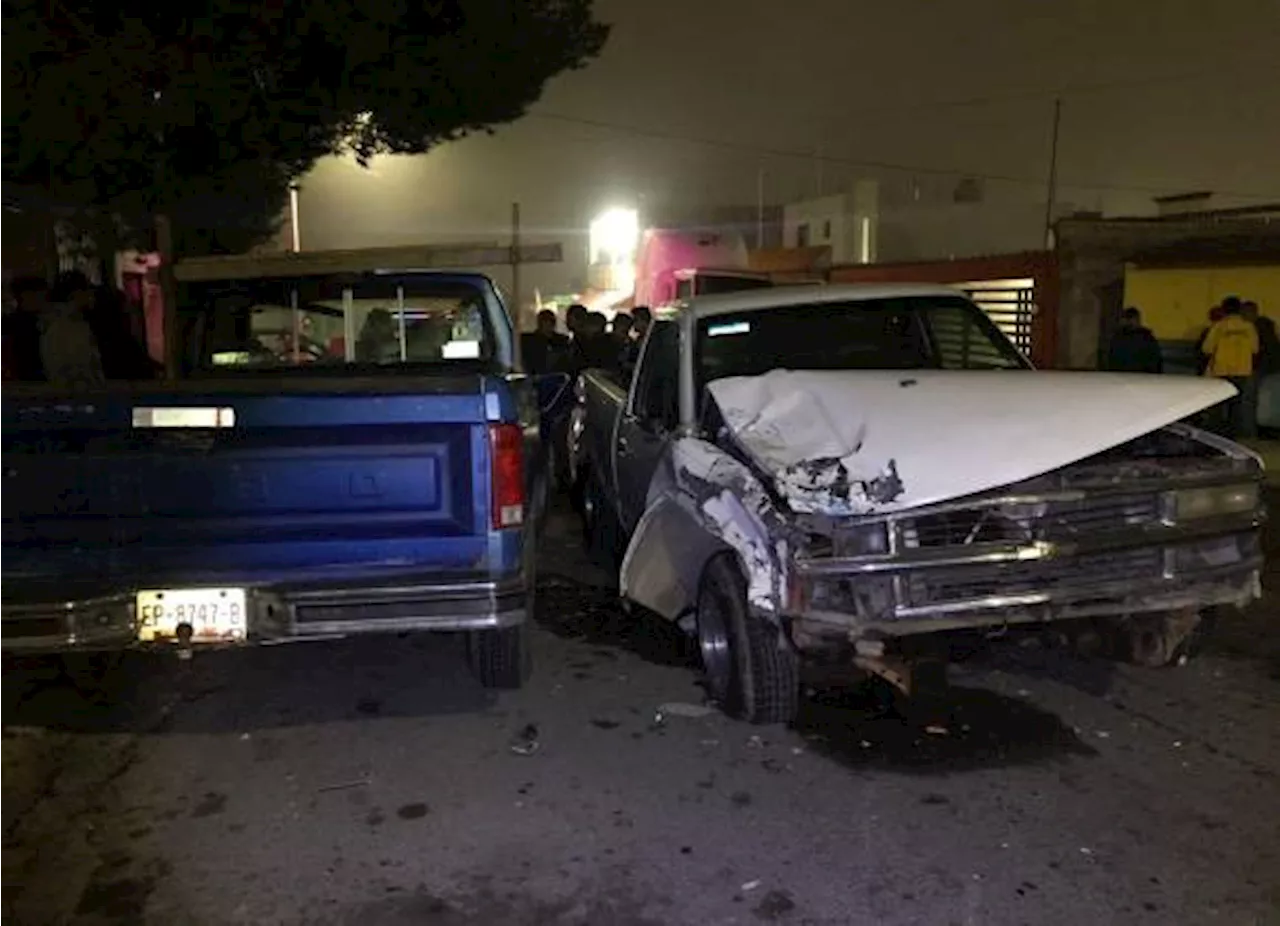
[1202, 296, 1259, 438]
[40, 271, 106, 390]
[88, 284, 160, 379]
[4, 275, 50, 381]
[565, 303, 588, 341]
[631, 306, 652, 342]
[1195, 305, 1225, 375]
[1243, 300, 1278, 375]
[610, 311, 633, 345]
[523, 308, 568, 374]
[1105, 307, 1163, 374]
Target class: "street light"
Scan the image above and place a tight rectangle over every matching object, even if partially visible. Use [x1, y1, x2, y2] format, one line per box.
[589, 207, 640, 295]
[590, 207, 639, 263]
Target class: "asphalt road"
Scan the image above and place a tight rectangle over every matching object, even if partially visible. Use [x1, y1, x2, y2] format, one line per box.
[4, 502, 1279, 926]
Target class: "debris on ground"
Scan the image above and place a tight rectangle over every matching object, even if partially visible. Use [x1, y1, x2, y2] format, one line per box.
[317, 778, 370, 793]
[924, 724, 948, 736]
[747, 735, 766, 749]
[656, 701, 717, 719]
[509, 724, 540, 756]
[740, 879, 762, 892]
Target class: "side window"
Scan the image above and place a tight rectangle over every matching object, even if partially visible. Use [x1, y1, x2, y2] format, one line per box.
[674, 277, 694, 301]
[630, 321, 680, 430]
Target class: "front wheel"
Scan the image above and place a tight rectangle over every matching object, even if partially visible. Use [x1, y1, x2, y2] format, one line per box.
[1121, 607, 1205, 667]
[467, 623, 532, 689]
[696, 553, 800, 725]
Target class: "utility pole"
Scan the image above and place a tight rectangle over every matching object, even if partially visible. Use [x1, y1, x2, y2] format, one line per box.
[510, 202, 522, 327]
[1043, 98, 1063, 249]
[756, 167, 765, 249]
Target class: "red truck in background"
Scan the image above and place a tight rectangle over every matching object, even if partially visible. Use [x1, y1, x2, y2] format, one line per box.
[633, 229, 774, 309]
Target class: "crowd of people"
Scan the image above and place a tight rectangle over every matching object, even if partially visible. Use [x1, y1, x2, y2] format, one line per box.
[522, 303, 651, 377]
[1106, 296, 1276, 438]
[3, 270, 158, 386]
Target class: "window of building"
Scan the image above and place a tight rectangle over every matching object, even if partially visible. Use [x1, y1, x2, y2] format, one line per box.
[822, 220, 831, 240]
[796, 223, 810, 247]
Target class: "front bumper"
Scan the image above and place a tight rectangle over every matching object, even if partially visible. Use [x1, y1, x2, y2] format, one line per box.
[792, 514, 1265, 637]
[0, 571, 528, 654]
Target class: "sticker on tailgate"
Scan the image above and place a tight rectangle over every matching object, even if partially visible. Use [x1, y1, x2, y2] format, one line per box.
[132, 407, 236, 429]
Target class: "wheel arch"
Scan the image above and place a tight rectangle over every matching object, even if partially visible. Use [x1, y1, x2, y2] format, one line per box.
[619, 438, 790, 627]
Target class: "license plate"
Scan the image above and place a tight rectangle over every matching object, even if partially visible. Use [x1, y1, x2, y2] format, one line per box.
[136, 588, 248, 643]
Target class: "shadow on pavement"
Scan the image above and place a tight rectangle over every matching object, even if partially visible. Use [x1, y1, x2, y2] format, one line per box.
[2, 634, 496, 736]
[962, 638, 1121, 698]
[536, 573, 697, 669]
[794, 680, 1097, 774]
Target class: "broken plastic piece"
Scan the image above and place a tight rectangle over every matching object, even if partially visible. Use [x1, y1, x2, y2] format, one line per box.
[657, 701, 717, 718]
[509, 724, 540, 756]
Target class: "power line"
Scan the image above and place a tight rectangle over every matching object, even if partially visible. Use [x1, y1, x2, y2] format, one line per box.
[525, 110, 1280, 201]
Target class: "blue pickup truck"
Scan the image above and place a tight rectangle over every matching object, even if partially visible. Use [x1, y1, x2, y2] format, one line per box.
[2, 268, 563, 688]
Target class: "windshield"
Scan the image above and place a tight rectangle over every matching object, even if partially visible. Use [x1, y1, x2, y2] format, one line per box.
[185, 275, 497, 373]
[695, 295, 1027, 390]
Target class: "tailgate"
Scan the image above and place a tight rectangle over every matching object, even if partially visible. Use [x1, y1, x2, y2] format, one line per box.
[3, 378, 496, 599]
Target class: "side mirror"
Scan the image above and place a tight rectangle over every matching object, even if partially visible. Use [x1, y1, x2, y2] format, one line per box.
[534, 372, 572, 416]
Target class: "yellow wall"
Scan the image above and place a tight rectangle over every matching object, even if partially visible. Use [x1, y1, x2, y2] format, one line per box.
[1122, 264, 1280, 341]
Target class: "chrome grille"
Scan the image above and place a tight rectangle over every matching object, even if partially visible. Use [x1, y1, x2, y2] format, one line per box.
[902, 489, 1161, 548]
[904, 547, 1163, 607]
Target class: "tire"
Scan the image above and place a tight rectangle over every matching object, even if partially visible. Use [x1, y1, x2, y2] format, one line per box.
[467, 529, 537, 689]
[1121, 608, 1204, 668]
[467, 623, 532, 689]
[581, 475, 619, 571]
[696, 552, 800, 725]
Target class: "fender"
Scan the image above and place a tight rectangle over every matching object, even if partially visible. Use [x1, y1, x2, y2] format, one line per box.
[619, 437, 791, 628]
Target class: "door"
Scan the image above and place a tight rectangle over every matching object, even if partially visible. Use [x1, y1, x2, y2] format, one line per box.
[615, 320, 680, 530]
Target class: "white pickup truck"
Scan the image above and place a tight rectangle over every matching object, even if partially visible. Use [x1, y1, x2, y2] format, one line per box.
[570, 283, 1265, 724]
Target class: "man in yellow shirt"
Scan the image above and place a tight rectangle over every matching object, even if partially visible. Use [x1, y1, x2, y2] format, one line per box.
[1201, 296, 1259, 437]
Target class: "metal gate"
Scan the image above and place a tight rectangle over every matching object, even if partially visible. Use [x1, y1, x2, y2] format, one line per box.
[961, 280, 1036, 357]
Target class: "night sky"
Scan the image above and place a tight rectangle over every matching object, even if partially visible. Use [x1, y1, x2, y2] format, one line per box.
[295, 0, 1280, 292]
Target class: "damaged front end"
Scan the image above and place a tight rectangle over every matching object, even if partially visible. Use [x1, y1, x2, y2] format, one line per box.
[622, 420, 1264, 693]
[789, 424, 1264, 659]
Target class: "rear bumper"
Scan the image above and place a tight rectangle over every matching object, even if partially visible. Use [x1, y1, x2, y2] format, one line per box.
[0, 571, 528, 654]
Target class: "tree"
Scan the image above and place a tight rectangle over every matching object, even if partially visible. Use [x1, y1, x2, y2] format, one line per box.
[2, 0, 609, 256]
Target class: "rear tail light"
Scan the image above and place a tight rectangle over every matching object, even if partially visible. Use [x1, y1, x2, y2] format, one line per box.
[489, 423, 525, 530]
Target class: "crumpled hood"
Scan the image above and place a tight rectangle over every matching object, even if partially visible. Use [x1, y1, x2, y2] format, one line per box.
[706, 369, 1236, 515]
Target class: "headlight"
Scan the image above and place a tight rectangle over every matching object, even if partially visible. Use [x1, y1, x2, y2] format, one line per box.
[1171, 482, 1259, 520]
